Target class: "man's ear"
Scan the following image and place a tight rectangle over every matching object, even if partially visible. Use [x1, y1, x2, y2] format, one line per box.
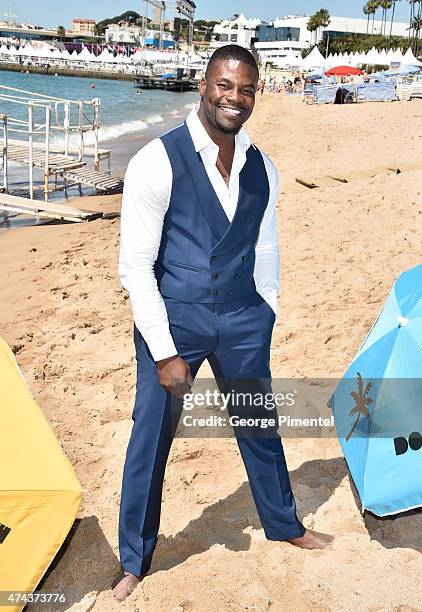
[199, 77, 206, 97]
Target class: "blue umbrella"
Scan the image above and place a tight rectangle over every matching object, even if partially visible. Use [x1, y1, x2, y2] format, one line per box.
[329, 264, 422, 516]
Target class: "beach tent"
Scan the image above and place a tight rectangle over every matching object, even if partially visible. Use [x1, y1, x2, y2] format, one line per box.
[277, 48, 303, 68]
[403, 47, 422, 66]
[364, 47, 383, 65]
[0, 337, 82, 608]
[302, 46, 326, 69]
[77, 47, 95, 62]
[96, 49, 114, 62]
[329, 264, 422, 516]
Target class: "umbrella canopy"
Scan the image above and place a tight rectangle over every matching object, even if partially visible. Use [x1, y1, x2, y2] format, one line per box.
[325, 65, 363, 76]
[0, 337, 81, 596]
[329, 264, 422, 516]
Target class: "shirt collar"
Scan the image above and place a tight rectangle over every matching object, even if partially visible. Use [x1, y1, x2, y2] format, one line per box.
[186, 103, 252, 153]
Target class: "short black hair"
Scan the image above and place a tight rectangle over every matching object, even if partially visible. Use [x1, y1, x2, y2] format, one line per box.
[205, 44, 259, 78]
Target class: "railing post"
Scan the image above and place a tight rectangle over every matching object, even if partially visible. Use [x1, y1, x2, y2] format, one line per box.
[64, 101, 70, 156]
[93, 98, 100, 172]
[44, 106, 51, 202]
[3, 114, 8, 193]
[28, 101, 34, 199]
[78, 101, 84, 161]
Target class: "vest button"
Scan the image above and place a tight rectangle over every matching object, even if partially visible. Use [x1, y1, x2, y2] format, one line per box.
[213, 290, 219, 296]
[241, 255, 247, 262]
[233, 274, 239, 279]
[213, 272, 219, 279]
[211, 256, 217, 262]
[227, 290, 232, 295]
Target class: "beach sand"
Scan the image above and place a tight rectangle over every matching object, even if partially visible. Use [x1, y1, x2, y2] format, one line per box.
[1, 94, 421, 611]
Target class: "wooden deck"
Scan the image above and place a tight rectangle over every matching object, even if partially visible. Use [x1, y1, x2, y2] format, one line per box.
[0, 193, 102, 223]
[2, 138, 122, 194]
[62, 168, 123, 193]
[6, 138, 111, 160]
[5, 141, 86, 172]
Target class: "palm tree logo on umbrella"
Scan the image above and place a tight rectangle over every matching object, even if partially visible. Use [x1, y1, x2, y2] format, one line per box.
[346, 373, 373, 441]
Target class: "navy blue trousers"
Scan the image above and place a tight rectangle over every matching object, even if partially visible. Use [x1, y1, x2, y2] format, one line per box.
[118, 291, 305, 576]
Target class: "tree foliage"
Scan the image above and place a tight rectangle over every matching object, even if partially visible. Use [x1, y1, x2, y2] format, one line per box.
[95, 11, 142, 35]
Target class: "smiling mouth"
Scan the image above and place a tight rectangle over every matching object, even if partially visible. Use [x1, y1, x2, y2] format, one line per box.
[217, 105, 244, 118]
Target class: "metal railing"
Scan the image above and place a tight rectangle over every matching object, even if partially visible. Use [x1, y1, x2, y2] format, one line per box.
[0, 84, 102, 201]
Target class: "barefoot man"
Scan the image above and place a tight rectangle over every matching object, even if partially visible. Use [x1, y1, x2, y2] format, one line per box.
[114, 45, 333, 601]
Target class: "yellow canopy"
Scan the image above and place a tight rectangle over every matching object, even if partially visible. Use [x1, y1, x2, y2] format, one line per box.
[0, 337, 81, 612]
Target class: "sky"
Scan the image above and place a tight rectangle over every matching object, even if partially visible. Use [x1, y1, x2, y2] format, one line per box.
[5, 1, 412, 29]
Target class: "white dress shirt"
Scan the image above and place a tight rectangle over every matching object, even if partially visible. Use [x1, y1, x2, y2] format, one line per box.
[119, 105, 280, 362]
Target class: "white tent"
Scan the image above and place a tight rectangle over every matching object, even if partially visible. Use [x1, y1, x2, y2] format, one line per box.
[95, 48, 114, 62]
[302, 46, 326, 69]
[279, 48, 304, 68]
[378, 48, 388, 63]
[363, 48, 382, 65]
[77, 47, 95, 62]
[325, 53, 338, 68]
[403, 47, 422, 66]
[50, 47, 64, 59]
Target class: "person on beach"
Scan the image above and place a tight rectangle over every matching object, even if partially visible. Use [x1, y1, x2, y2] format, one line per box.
[113, 44, 333, 602]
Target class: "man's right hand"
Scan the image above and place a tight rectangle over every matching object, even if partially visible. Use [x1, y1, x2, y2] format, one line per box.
[156, 355, 193, 399]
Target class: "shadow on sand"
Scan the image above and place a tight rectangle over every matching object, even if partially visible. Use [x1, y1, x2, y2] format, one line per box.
[33, 455, 420, 608]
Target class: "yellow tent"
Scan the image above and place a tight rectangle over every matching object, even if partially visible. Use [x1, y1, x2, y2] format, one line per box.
[0, 337, 82, 612]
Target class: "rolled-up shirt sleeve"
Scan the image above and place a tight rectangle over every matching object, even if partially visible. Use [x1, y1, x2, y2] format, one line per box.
[119, 139, 178, 361]
[254, 154, 280, 318]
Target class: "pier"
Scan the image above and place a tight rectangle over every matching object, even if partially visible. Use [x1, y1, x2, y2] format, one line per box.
[0, 84, 123, 221]
[134, 74, 199, 92]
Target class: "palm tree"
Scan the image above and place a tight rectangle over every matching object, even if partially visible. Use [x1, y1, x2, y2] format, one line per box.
[346, 372, 373, 442]
[379, 0, 393, 35]
[390, 0, 401, 37]
[369, 0, 380, 33]
[408, 0, 418, 44]
[307, 14, 319, 46]
[57, 25, 65, 42]
[363, 2, 372, 34]
[410, 0, 422, 54]
[317, 9, 331, 56]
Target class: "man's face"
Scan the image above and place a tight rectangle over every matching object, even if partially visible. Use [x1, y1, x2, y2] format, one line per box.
[199, 58, 258, 134]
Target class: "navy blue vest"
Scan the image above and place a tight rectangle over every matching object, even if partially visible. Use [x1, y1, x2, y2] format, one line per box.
[155, 122, 269, 303]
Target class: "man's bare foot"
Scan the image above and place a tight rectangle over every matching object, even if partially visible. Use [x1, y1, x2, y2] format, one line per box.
[287, 529, 334, 550]
[112, 570, 145, 602]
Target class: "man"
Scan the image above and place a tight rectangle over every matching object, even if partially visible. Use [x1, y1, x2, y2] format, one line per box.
[114, 45, 333, 602]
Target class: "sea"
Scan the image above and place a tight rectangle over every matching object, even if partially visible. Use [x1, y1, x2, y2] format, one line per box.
[0, 70, 199, 222]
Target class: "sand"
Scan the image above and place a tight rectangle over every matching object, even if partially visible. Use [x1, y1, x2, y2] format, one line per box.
[1, 93, 422, 612]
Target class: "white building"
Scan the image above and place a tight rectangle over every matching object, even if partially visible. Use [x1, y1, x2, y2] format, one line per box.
[255, 14, 409, 65]
[211, 13, 262, 49]
[105, 24, 142, 45]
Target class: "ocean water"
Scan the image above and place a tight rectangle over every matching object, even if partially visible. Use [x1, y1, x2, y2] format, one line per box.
[0, 70, 199, 147]
[0, 70, 199, 226]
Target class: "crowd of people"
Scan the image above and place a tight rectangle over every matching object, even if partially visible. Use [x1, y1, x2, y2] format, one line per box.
[258, 73, 307, 95]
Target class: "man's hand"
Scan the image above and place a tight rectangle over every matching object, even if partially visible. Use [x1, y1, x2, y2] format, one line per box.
[156, 355, 193, 399]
